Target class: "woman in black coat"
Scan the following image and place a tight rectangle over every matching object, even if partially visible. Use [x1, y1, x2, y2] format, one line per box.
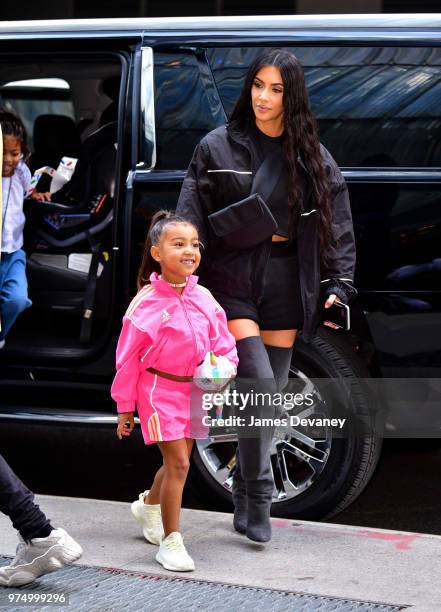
[177, 49, 357, 542]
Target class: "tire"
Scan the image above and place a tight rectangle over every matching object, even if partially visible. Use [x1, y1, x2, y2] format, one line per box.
[189, 327, 383, 520]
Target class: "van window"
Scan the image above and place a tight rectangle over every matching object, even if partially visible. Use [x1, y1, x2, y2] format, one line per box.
[0, 78, 74, 149]
[153, 52, 225, 169]
[207, 47, 441, 168]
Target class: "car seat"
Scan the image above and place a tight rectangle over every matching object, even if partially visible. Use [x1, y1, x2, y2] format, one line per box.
[26, 120, 118, 343]
[29, 114, 81, 174]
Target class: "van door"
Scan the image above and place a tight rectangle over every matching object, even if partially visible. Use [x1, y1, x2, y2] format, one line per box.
[127, 45, 226, 298]
[0, 53, 127, 366]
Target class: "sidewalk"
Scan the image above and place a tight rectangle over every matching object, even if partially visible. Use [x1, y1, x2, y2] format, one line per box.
[0, 495, 440, 611]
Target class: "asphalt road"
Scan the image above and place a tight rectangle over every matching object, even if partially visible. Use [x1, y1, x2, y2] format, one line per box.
[1, 423, 440, 535]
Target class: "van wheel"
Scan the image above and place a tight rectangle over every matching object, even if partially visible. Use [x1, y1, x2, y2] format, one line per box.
[190, 328, 383, 520]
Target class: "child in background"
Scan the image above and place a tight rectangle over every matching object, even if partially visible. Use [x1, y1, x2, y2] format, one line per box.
[0, 110, 31, 349]
[111, 210, 238, 572]
[0, 109, 47, 349]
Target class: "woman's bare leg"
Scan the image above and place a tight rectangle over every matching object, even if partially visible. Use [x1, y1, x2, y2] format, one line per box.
[227, 318, 260, 341]
[260, 329, 297, 347]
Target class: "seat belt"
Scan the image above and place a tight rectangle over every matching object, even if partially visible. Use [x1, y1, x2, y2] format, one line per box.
[80, 231, 103, 344]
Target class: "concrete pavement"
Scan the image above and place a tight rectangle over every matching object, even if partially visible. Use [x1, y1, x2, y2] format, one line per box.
[0, 495, 439, 611]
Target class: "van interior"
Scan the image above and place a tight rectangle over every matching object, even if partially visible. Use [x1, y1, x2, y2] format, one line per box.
[0, 57, 122, 361]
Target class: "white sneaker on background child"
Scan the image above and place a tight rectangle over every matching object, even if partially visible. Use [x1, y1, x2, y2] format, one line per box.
[156, 532, 195, 572]
[131, 490, 164, 545]
[0, 528, 82, 587]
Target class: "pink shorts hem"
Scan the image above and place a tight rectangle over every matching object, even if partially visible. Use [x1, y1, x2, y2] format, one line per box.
[137, 371, 209, 444]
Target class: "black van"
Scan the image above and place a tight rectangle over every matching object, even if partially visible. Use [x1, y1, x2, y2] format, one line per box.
[0, 15, 440, 520]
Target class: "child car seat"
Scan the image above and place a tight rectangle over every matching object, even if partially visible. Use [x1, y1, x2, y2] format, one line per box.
[26, 120, 117, 342]
[29, 114, 81, 173]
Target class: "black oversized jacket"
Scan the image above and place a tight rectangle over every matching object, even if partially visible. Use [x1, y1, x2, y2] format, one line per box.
[176, 120, 356, 342]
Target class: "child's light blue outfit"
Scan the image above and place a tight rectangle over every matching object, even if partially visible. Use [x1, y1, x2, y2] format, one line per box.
[0, 161, 32, 341]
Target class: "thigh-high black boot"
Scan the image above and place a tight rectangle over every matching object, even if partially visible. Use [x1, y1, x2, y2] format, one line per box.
[231, 445, 247, 534]
[233, 341, 294, 540]
[264, 344, 294, 394]
[234, 336, 277, 542]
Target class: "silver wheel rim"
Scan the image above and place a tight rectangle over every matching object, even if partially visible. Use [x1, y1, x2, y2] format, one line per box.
[195, 367, 333, 505]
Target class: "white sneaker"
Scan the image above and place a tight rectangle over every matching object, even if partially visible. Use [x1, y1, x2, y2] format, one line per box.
[0, 528, 82, 587]
[155, 532, 195, 572]
[131, 490, 164, 545]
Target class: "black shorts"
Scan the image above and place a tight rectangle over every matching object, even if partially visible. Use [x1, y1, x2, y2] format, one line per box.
[213, 241, 304, 331]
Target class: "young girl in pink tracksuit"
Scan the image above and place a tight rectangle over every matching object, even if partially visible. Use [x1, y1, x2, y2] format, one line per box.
[111, 210, 238, 572]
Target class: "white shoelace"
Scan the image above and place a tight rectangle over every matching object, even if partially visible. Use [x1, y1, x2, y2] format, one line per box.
[164, 537, 185, 552]
[143, 505, 162, 520]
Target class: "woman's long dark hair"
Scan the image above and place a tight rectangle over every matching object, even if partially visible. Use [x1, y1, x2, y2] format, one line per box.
[230, 49, 333, 258]
[0, 109, 29, 158]
[136, 210, 198, 290]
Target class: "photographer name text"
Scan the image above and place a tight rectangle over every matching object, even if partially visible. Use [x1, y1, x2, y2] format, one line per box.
[202, 415, 347, 428]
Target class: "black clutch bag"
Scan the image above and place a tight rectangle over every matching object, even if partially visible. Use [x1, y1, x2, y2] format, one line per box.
[207, 193, 277, 250]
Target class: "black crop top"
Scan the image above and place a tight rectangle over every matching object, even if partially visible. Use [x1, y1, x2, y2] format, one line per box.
[253, 125, 290, 238]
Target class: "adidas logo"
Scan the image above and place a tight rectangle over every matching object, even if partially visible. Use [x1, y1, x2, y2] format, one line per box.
[162, 309, 172, 322]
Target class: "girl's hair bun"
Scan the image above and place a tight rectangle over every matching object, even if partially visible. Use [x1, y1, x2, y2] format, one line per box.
[148, 209, 196, 246]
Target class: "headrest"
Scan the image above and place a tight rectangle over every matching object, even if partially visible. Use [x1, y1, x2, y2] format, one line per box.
[33, 114, 81, 167]
[99, 102, 118, 127]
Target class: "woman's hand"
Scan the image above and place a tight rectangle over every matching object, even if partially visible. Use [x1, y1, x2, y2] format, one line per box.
[324, 293, 337, 309]
[117, 412, 135, 439]
[30, 191, 52, 202]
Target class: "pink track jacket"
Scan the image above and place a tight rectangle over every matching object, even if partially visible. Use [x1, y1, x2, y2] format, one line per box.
[111, 272, 238, 414]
